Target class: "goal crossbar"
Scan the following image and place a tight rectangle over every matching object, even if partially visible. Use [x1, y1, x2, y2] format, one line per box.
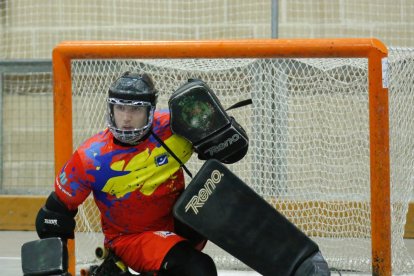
[52, 38, 390, 276]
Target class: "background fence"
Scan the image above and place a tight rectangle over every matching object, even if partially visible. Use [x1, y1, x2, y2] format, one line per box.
[1, 0, 414, 195]
[2, 1, 414, 274]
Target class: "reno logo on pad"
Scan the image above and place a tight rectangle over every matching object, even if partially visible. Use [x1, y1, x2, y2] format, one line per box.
[185, 170, 223, 215]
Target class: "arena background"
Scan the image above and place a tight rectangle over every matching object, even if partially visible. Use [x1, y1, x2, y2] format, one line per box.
[1, 0, 414, 275]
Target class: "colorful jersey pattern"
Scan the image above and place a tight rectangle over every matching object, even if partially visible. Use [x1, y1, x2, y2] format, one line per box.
[54, 110, 193, 242]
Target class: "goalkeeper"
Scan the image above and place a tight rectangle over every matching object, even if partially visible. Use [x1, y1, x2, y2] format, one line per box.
[33, 72, 243, 276]
[29, 71, 329, 276]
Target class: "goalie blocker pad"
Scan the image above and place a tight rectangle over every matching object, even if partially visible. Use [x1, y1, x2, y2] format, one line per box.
[173, 159, 322, 276]
[21, 237, 69, 276]
[168, 79, 248, 164]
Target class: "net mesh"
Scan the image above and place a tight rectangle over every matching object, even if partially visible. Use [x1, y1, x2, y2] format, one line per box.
[2, 2, 414, 198]
[2, 1, 414, 60]
[1, 72, 54, 194]
[68, 49, 414, 273]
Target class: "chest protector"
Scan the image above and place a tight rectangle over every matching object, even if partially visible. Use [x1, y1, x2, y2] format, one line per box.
[168, 79, 248, 164]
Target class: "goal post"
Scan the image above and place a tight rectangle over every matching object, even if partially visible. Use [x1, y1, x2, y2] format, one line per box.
[52, 39, 391, 275]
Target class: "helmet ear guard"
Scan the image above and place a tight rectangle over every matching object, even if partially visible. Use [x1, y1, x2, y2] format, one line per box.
[168, 79, 249, 164]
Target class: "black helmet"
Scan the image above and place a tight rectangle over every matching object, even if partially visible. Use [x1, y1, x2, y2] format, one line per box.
[107, 72, 158, 144]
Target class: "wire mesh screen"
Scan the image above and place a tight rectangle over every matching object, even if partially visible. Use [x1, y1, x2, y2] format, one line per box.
[1, 72, 54, 194]
[66, 55, 414, 273]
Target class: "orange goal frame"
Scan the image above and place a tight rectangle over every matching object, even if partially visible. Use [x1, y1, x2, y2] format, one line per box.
[52, 39, 390, 276]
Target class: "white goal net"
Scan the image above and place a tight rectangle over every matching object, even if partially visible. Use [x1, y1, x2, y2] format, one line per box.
[66, 48, 414, 274]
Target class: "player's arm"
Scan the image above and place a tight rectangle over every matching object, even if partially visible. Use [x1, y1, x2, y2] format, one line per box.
[36, 150, 91, 240]
[35, 191, 78, 240]
[23, 151, 91, 275]
[168, 79, 249, 164]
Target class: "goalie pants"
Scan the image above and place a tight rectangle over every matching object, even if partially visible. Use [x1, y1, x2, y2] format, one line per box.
[109, 230, 215, 275]
[110, 231, 185, 273]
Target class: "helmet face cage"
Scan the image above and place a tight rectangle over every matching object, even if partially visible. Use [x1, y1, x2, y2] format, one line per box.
[106, 72, 158, 145]
[107, 99, 155, 145]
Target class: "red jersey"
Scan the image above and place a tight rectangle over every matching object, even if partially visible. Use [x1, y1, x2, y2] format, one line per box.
[54, 110, 193, 243]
